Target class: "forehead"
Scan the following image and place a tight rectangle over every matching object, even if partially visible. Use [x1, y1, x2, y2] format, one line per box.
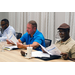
[58, 29, 67, 32]
[27, 23, 32, 27]
[27, 23, 32, 26]
[1, 21, 5, 24]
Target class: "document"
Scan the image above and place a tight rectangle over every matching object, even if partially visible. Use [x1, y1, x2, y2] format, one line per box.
[7, 32, 18, 45]
[4, 46, 18, 51]
[31, 51, 50, 57]
[40, 44, 61, 56]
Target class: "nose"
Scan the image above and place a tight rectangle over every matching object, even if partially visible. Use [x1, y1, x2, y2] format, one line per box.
[59, 33, 62, 35]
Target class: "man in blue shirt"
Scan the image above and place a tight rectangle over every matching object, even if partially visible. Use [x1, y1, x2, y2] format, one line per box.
[7, 20, 45, 51]
[0, 19, 16, 41]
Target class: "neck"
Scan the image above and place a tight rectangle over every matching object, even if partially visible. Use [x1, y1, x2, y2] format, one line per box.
[30, 34, 33, 37]
[61, 36, 70, 42]
[30, 32, 35, 37]
[4, 25, 9, 30]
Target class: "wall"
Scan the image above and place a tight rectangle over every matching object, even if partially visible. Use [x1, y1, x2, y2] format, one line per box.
[0, 12, 9, 21]
[0, 12, 65, 27]
[0, 12, 65, 35]
[55, 12, 65, 35]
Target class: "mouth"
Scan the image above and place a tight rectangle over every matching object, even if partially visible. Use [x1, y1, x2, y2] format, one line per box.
[60, 35, 64, 39]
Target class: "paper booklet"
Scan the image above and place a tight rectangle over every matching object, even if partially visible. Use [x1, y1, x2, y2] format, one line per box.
[40, 44, 61, 56]
[7, 31, 18, 45]
[3, 45, 18, 51]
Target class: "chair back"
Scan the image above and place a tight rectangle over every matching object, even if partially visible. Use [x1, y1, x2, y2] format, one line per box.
[45, 39, 52, 47]
[16, 32, 22, 39]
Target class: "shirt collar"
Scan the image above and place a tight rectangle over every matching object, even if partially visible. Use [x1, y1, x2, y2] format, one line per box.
[60, 37, 71, 44]
[28, 29, 38, 38]
[4, 25, 10, 31]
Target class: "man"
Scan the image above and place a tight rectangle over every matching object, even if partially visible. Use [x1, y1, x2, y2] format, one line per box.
[0, 19, 16, 41]
[7, 20, 45, 51]
[55, 23, 75, 61]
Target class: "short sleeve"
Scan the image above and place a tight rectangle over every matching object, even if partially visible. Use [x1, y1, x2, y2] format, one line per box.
[20, 33, 26, 43]
[34, 36, 42, 44]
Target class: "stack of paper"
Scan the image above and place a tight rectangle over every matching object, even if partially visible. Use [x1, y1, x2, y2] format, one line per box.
[4, 46, 18, 51]
[31, 51, 50, 57]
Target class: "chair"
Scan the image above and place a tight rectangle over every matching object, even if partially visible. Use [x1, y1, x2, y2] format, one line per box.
[45, 39, 52, 47]
[16, 32, 22, 39]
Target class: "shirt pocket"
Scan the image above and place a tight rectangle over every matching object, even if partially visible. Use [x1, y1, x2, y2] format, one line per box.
[59, 45, 70, 53]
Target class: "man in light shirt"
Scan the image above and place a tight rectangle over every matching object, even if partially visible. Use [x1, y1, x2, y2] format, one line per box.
[0, 19, 16, 41]
[42, 23, 75, 61]
[55, 23, 75, 61]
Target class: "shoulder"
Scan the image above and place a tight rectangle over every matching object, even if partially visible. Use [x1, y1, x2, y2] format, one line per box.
[33, 30, 45, 41]
[22, 32, 28, 36]
[8, 25, 15, 30]
[9, 25, 14, 29]
[33, 30, 43, 38]
[65, 38, 75, 50]
[36, 30, 44, 36]
[68, 38, 75, 45]
[20, 32, 28, 40]
[55, 40, 61, 44]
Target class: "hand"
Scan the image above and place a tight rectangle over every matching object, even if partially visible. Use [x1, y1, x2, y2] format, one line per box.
[6, 39, 15, 45]
[6, 39, 11, 44]
[42, 48, 47, 53]
[17, 42, 23, 48]
[61, 53, 69, 60]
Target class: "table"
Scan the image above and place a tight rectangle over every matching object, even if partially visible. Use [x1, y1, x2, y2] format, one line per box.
[0, 41, 73, 62]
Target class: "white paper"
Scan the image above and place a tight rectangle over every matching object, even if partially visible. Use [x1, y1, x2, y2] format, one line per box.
[40, 44, 61, 56]
[7, 32, 18, 45]
[4, 46, 18, 51]
[31, 51, 50, 57]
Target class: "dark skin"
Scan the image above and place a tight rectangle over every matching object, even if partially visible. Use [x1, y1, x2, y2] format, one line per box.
[58, 29, 70, 60]
[59, 29, 75, 61]
[1, 21, 9, 30]
[42, 29, 75, 61]
[59, 29, 70, 42]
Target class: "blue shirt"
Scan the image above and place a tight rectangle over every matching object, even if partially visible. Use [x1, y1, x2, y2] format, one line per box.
[20, 30, 45, 51]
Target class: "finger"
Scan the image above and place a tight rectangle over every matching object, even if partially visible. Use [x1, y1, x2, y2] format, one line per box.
[62, 54, 68, 60]
[60, 52, 63, 55]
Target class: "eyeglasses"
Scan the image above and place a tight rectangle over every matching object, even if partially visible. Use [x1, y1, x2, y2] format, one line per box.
[58, 31, 65, 34]
[0, 23, 6, 27]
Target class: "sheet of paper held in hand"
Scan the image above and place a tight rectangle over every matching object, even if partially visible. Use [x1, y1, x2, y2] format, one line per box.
[40, 44, 61, 56]
[7, 32, 18, 45]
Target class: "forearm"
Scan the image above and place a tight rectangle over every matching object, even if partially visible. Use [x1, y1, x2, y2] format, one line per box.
[21, 44, 37, 50]
[17, 42, 40, 50]
[18, 39, 22, 43]
[20, 44, 27, 49]
[64, 56, 75, 62]
[61, 52, 75, 61]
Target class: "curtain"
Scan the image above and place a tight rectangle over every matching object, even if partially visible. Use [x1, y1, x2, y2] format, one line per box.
[65, 12, 75, 40]
[9, 12, 55, 43]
